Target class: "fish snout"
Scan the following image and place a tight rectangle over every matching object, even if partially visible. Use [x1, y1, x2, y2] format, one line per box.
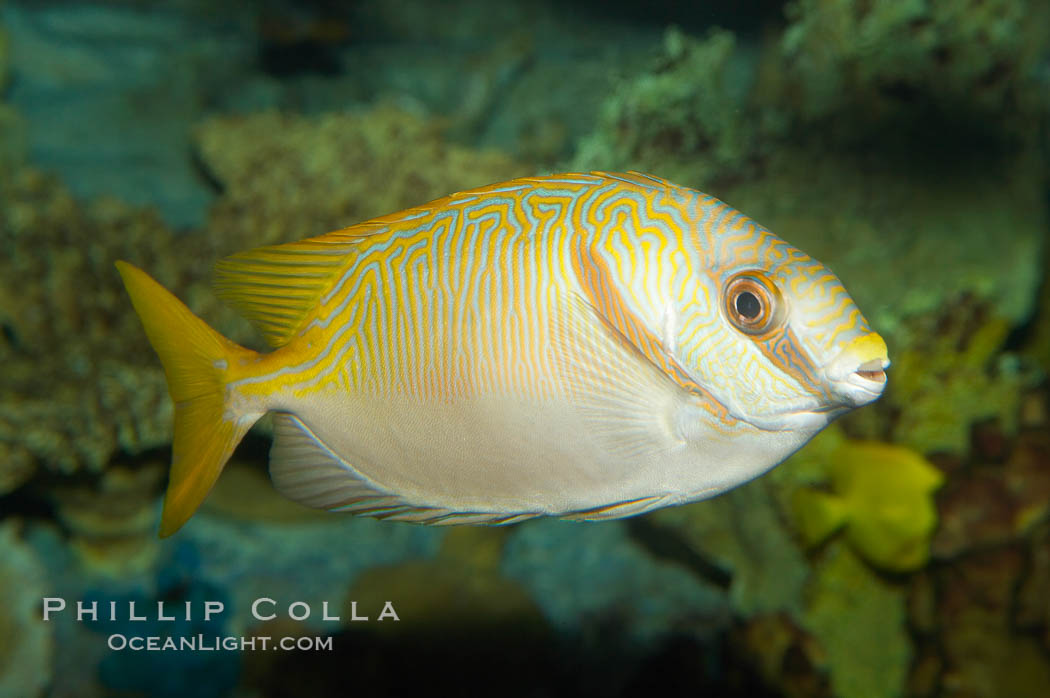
[824, 333, 889, 407]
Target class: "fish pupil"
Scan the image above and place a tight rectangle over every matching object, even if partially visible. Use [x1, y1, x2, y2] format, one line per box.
[735, 291, 761, 320]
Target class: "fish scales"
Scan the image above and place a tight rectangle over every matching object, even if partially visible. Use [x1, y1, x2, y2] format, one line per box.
[116, 171, 889, 536]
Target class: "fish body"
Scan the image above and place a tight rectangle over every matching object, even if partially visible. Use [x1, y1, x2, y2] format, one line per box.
[791, 435, 944, 572]
[118, 172, 888, 536]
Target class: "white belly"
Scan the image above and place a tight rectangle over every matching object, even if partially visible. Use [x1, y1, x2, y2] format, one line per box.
[276, 388, 814, 519]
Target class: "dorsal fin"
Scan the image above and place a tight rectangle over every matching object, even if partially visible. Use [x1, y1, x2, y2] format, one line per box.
[594, 171, 678, 193]
[213, 228, 370, 347]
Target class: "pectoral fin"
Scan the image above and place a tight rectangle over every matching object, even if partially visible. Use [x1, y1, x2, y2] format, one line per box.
[548, 292, 690, 462]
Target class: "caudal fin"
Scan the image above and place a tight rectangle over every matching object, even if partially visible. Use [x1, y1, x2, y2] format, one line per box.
[116, 261, 261, 537]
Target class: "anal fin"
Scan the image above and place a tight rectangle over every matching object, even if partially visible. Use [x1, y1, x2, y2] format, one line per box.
[560, 494, 673, 521]
[270, 412, 403, 511]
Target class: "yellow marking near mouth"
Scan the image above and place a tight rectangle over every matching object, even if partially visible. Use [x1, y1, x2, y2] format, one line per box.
[843, 332, 889, 365]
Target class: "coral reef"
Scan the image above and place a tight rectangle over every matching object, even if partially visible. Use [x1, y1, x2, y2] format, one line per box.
[352, 0, 543, 43]
[0, 1, 258, 226]
[902, 391, 1050, 697]
[1016, 520, 1050, 651]
[574, 15, 1049, 350]
[344, 0, 661, 163]
[0, 170, 191, 484]
[722, 148, 1047, 351]
[0, 23, 8, 91]
[573, 27, 763, 189]
[1024, 255, 1050, 374]
[249, 531, 555, 698]
[777, 0, 1050, 127]
[202, 458, 334, 524]
[765, 393, 1050, 695]
[183, 512, 443, 637]
[652, 434, 930, 695]
[193, 104, 529, 253]
[875, 298, 1040, 455]
[914, 545, 1050, 698]
[0, 102, 26, 171]
[0, 1, 1048, 696]
[933, 414, 1050, 559]
[50, 463, 165, 576]
[0, 521, 53, 698]
[788, 428, 944, 572]
[0, 23, 25, 171]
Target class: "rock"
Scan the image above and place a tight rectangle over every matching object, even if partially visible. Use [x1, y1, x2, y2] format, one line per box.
[50, 463, 165, 576]
[501, 518, 730, 651]
[0, 521, 53, 698]
[933, 545, 1050, 697]
[802, 543, 910, 698]
[933, 428, 1050, 559]
[651, 480, 811, 618]
[733, 613, 829, 698]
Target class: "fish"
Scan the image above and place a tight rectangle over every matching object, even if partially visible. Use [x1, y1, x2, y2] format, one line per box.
[791, 434, 944, 572]
[117, 171, 889, 536]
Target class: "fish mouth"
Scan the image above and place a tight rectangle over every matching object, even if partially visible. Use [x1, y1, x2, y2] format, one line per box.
[840, 357, 889, 402]
[824, 333, 890, 407]
[744, 349, 889, 432]
[854, 358, 887, 384]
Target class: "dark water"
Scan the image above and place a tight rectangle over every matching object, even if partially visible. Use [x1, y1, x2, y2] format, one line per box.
[1, 1, 1049, 696]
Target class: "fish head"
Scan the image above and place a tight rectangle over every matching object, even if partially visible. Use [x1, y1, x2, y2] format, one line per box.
[674, 234, 888, 433]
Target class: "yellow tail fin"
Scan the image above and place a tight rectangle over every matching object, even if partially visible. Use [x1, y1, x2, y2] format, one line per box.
[116, 261, 261, 537]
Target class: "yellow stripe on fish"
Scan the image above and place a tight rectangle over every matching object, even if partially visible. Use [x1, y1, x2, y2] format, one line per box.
[117, 171, 889, 536]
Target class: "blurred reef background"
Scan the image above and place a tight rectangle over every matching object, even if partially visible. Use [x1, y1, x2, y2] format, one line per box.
[2, 0, 1050, 696]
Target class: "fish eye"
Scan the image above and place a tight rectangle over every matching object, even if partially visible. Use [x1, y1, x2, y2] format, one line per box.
[735, 291, 761, 319]
[723, 272, 784, 336]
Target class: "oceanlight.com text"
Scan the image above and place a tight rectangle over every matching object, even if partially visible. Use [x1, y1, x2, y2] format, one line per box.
[106, 633, 335, 652]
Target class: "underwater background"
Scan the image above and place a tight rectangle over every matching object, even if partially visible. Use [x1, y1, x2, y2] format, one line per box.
[1, 0, 1049, 696]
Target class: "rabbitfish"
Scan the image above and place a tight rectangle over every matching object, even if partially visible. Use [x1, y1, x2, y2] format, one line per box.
[117, 172, 888, 536]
